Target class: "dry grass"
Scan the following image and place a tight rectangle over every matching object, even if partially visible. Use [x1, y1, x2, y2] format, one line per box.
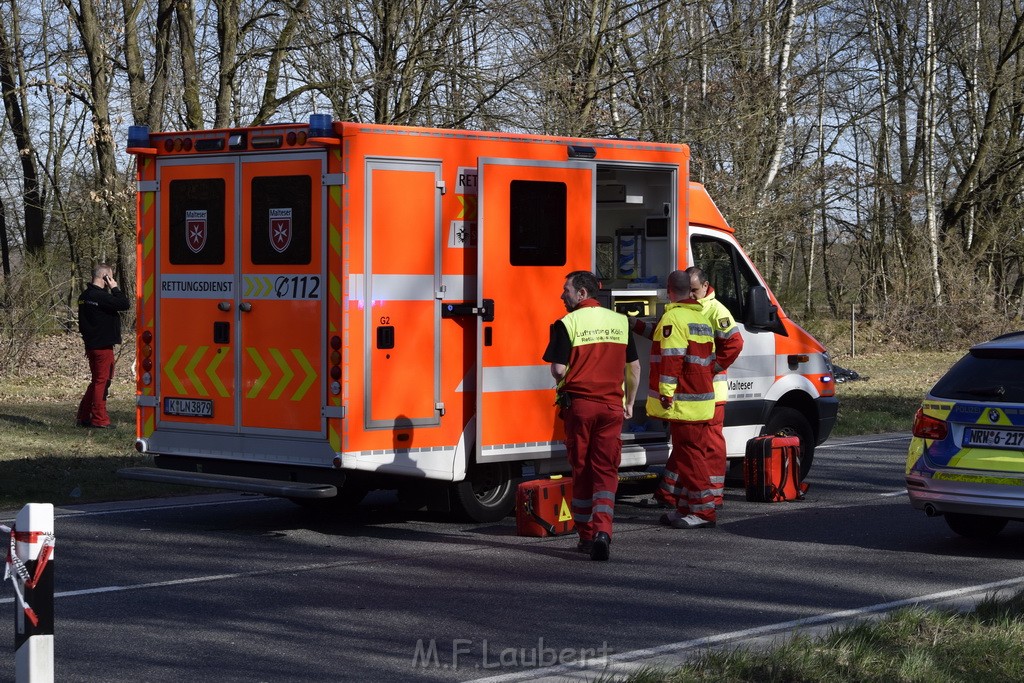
[829, 351, 962, 436]
[0, 334, 185, 510]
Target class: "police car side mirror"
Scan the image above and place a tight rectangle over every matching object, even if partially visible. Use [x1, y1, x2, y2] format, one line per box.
[745, 286, 787, 336]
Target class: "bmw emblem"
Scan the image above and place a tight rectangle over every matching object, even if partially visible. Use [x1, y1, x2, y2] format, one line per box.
[989, 409, 1000, 423]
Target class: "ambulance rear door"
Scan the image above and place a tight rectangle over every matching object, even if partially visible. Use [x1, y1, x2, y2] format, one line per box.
[153, 152, 327, 450]
[476, 158, 594, 461]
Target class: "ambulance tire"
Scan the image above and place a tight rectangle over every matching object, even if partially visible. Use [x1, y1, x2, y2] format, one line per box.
[763, 407, 814, 480]
[451, 462, 519, 523]
[944, 513, 1008, 539]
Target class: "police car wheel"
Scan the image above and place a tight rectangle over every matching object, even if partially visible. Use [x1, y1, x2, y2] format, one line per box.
[451, 462, 519, 523]
[944, 513, 1008, 539]
[764, 407, 814, 480]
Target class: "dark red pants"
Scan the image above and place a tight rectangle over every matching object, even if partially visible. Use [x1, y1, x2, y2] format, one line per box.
[656, 418, 717, 522]
[77, 347, 115, 427]
[563, 398, 623, 541]
[708, 403, 727, 508]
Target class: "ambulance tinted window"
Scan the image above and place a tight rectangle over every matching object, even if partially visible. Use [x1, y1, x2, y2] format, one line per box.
[509, 180, 566, 266]
[250, 175, 312, 265]
[169, 179, 226, 265]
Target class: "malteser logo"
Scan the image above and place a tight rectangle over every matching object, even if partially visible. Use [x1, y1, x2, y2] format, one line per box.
[186, 210, 207, 253]
[270, 208, 292, 253]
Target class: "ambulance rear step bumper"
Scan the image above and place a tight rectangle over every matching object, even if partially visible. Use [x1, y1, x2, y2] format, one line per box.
[117, 467, 338, 499]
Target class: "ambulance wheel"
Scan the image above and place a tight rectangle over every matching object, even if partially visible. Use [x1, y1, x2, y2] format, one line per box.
[944, 513, 1008, 539]
[764, 407, 814, 480]
[451, 462, 519, 523]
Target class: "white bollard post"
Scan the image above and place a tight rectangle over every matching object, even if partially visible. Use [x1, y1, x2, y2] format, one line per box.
[5, 503, 55, 683]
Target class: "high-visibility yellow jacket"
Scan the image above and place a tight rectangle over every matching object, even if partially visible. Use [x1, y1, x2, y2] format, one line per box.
[645, 301, 715, 422]
[698, 288, 744, 404]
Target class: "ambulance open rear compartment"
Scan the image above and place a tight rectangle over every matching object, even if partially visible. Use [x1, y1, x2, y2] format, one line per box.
[120, 117, 836, 522]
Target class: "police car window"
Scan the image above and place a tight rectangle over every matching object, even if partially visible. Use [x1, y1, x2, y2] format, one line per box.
[931, 351, 1024, 403]
[509, 180, 567, 267]
[169, 178, 226, 265]
[250, 175, 312, 265]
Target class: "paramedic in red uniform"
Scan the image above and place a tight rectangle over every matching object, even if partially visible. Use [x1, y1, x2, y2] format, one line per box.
[685, 266, 744, 510]
[645, 269, 717, 528]
[543, 271, 640, 561]
[77, 263, 130, 428]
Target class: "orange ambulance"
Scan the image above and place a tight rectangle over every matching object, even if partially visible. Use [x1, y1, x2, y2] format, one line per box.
[120, 117, 837, 521]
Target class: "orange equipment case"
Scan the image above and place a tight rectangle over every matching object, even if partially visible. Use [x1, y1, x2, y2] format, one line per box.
[516, 476, 575, 536]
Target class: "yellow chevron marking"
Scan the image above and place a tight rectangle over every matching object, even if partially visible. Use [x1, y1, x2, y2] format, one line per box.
[143, 273, 154, 303]
[330, 272, 341, 304]
[329, 423, 340, 451]
[143, 412, 154, 437]
[142, 226, 154, 260]
[164, 345, 187, 394]
[185, 346, 209, 397]
[457, 195, 478, 220]
[268, 348, 295, 400]
[246, 347, 271, 399]
[206, 347, 229, 397]
[291, 349, 316, 401]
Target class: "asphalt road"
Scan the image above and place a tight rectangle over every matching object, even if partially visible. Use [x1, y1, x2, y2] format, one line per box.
[3, 433, 1024, 682]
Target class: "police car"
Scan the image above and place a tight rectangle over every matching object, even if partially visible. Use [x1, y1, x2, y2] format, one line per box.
[906, 331, 1024, 538]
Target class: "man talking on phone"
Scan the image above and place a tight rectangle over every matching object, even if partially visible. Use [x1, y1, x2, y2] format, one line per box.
[76, 263, 130, 429]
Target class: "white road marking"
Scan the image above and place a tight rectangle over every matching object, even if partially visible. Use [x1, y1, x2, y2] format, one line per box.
[467, 575, 1024, 682]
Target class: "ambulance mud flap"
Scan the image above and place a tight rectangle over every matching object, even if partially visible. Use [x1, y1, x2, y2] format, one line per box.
[117, 467, 337, 499]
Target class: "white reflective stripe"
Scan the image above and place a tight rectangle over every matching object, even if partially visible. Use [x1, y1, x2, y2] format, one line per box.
[673, 391, 715, 402]
[685, 355, 715, 366]
[370, 274, 435, 301]
[661, 347, 687, 356]
[592, 504, 615, 517]
[440, 275, 476, 300]
[483, 365, 553, 392]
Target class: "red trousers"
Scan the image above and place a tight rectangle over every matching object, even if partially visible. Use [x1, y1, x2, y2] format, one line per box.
[708, 403, 727, 508]
[656, 414, 720, 523]
[563, 398, 623, 541]
[77, 347, 115, 427]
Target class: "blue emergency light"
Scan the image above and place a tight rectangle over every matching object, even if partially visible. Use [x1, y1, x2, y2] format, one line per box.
[309, 114, 333, 138]
[127, 125, 151, 149]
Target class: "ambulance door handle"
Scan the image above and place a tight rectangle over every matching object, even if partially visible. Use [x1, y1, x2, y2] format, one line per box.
[239, 302, 253, 313]
[218, 301, 231, 312]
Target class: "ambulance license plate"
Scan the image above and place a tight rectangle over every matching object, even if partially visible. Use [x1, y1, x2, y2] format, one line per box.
[163, 397, 213, 418]
[963, 427, 1024, 450]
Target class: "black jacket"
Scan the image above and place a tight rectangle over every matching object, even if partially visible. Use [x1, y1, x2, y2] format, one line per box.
[78, 283, 130, 349]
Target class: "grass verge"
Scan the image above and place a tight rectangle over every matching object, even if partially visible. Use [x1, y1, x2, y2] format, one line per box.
[829, 351, 961, 437]
[0, 362, 190, 510]
[616, 589, 1024, 682]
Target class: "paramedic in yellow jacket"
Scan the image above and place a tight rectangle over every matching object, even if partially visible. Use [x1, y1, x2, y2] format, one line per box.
[543, 271, 640, 561]
[645, 269, 718, 528]
[685, 265, 744, 511]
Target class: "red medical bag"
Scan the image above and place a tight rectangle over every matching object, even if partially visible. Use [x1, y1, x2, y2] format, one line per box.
[744, 434, 807, 502]
[515, 476, 575, 536]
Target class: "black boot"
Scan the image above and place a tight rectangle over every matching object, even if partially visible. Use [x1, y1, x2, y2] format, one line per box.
[590, 532, 610, 561]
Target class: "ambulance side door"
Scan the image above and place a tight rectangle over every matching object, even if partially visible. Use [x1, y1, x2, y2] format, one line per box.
[476, 159, 594, 459]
